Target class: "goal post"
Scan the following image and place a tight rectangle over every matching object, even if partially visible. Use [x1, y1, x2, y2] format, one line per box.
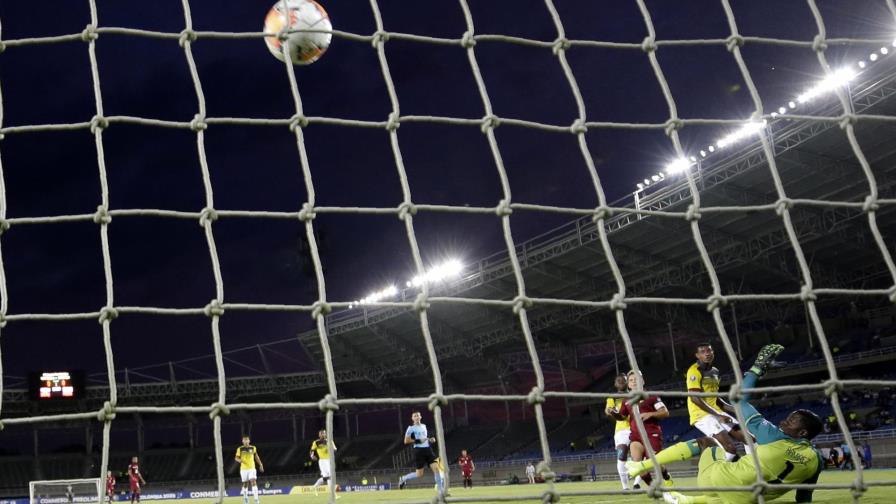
[28, 479, 103, 504]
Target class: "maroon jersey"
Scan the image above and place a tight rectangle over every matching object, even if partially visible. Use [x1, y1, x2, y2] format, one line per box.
[458, 455, 474, 475]
[106, 474, 115, 493]
[128, 463, 141, 484]
[617, 395, 666, 434]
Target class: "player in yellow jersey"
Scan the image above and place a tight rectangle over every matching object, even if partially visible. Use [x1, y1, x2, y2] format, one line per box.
[310, 429, 338, 497]
[234, 435, 264, 504]
[605, 373, 634, 490]
[687, 343, 750, 461]
[629, 344, 824, 504]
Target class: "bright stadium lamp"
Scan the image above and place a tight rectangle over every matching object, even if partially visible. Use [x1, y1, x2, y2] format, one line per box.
[858, 60, 867, 68]
[882, 47, 889, 55]
[408, 259, 464, 288]
[665, 159, 690, 175]
[870, 53, 879, 62]
[699, 150, 706, 157]
[778, 106, 786, 114]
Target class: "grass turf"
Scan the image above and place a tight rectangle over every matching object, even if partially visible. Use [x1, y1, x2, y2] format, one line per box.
[168, 469, 896, 503]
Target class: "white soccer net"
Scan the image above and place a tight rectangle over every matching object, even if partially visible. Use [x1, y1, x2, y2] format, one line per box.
[29, 479, 103, 504]
[1, 1, 896, 503]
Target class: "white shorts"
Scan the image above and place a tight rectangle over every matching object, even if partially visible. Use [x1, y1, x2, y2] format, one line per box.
[694, 415, 737, 437]
[240, 469, 257, 483]
[613, 429, 632, 447]
[318, 459, 331, 478]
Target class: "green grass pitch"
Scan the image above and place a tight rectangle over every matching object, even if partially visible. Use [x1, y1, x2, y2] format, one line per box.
[175, 469, 896, 503]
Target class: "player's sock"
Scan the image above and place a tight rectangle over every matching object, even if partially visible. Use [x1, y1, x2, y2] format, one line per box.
[313, 478, 324, 489]
[400, 472, 418, 483]
[434, 472, 443, 494]
[251, 484, 259, 503]
[616, 460, 630, 489]
[627, 440, 701, 477]
[242, 487, 249, 504]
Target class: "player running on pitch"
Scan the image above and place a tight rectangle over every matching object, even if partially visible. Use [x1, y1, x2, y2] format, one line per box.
[127, 456, 146, 504]
[458, 449, 475, 488]
[310, 429, 338, 497]
[607, 370, 673, 487]
[687, 343, 751, 461]
[627, 344, 824, 504]
[106, 471, 116, 502]
[234, 435, 264, 504]
[398, 410, 444, 495]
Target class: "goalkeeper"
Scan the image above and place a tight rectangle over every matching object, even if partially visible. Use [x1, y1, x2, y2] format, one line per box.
[627, 344, 824, 504]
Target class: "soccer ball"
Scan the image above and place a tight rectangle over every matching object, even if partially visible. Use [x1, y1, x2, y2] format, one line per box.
[263, 0, 332, 66]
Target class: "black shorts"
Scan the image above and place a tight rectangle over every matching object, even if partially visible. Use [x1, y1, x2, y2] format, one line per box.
[414, 447, 438, 469]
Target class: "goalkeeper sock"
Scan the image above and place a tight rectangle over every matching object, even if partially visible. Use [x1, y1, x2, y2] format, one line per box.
[615, 460, 630, 489]
[434, 472, 443, 494]
[312, 478, 324, 489]
[251, 484, 259, 503]
[400, 472, 418, 483]
[632, 440, 701, 474]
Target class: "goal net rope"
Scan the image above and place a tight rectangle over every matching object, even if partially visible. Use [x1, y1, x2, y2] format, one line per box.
[1, 0, 896, 503]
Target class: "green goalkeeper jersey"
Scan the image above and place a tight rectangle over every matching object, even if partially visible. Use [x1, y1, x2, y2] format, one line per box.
[699, 372, 823, 503]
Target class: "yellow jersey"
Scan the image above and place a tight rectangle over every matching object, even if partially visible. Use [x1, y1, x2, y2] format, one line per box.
[686, 363, 722, 424]
[311, 439, 332, 460]
[605, 397, 630, 432]
[236, 445, 259, 470]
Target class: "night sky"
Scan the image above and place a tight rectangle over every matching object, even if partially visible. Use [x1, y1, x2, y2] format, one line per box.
[0, 1, 892, 381]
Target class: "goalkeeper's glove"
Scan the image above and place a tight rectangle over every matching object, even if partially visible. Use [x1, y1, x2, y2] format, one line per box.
[414, 437, 424, 445]
[749, 344, 785, 377]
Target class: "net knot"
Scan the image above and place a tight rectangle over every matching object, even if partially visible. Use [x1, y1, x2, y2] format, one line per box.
[888, 285, 896, 304]
[540, 490, 560, 504]
[97, 401, 116, 422]
[838, 113, 858, 129]
[311, 300, 332, 319]
[685, 204, 702, 221]
[626, 389, 648, 405]
[609, 293, 627, 311]
[81, 24, 98, 43]
[706, 294, 728, 312]
[204, 299, 225, 318]
[371, 30, 390, 48]
[823, 378, 843, 396]
[527, 386, 545, 405]
[178, 29, 198, 48]
[774, 197, 793, 216]
[98, 307, 119, 324]
[862, 195, 879, 213]
[0, 419, 4, 431]
[298, 202, 316, 222]
[481, 114, 500, 133]
[851, 480, 868, 499]
[289, 114, 309, 131]
[751, 480, 769, 499]
[725, 34, 745, 52]
[552, 37, 571, 55]
[384, 111, 401, 132]
[93, 205, 112, 225]
[811, 34, 828, 53]
[0, 41, 6, 54]
[663, 118, 684, 136]
[318, 394, 340, 412]
[592, 205, 612, 221]
[460, 31, 477, 49]
[0, 219, 11, 236]
[209, 402, 230, 419]
[199, 207, 218, 226]
[412, 293, 430, 313]
[397, 202, 417, 221]
[727, 382, 743, 402]
[570, 119, 587, 135]
[495, 199, 513, 217]
[535, 461, 555, 481]
[799, 285, 817, 302]
[90, 115, 109, 133]
[512, 295, 532, 314]
[641, 36, 657, 53]
[427, 393, 448, 411]
[0, 313, 6, 329]
[189, 114, 207, 132]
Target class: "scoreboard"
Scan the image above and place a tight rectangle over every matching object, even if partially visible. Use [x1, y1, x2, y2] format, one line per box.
[31, 371, 82, 400]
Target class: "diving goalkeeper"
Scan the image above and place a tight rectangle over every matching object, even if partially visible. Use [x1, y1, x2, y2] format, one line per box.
[627, 344, 824, 504]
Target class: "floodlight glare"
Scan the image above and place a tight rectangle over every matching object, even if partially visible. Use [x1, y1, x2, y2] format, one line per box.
[665, 159, 691, 175]
[699, 150, 706, 157]
[408, 259, 464, 288]
[788, 101, 796, 109]
[778, 107, 786, 114]
[708, 145, 715, 152]
[882, 47, 889, 55]
[870, 53, 879, 62]
[859, 60, 867, 68]
[636, 183, 644, 190]
[651, 175, 660, 182]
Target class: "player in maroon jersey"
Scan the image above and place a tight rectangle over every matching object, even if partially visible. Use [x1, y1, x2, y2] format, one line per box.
[607, 370, 673, 486]
[127, 456, 146, 503]
[457, 449, 475, 488]
[105, 471, 116, 502]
